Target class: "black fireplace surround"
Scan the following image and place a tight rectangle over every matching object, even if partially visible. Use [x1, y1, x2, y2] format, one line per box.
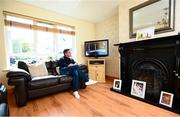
[112, 35, 180, 114]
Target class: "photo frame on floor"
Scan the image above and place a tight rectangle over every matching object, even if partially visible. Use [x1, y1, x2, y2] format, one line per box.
[131, 80, 146, 99]
[113, 79, 122, 91]
[159, 91, 174, 108]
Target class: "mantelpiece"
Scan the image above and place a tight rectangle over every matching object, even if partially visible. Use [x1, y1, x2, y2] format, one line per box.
[112, 35, 180, 114]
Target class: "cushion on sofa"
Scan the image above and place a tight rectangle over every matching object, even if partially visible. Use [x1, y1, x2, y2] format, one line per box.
[27, 63, 48, 78]
[18, 61, 30, 73]
[56, 67, 60, 75]
[59, 75, 73, 84]
[28, 75, 61, 90]
[45, 61, 53, 75]
[45, 61, 59, 75]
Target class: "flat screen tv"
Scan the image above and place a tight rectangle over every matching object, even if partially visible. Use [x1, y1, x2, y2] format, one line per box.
[85, 39, 109, 57]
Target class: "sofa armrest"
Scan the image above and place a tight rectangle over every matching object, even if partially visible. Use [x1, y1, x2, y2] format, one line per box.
[6, 68, 31, 81]
[79, 64, 88, 73]
[78, 64, 88, 89]
[7, 76, 28, 106]
[6, 69, 29, 106]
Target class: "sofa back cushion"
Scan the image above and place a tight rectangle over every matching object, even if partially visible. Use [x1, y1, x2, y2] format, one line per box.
[27, 63, 48, 78]
[18, 61, 30, 73]
[45, 61, 59, 75]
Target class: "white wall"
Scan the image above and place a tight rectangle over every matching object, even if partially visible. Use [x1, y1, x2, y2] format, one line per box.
[118, 0, 180, 43]
[95, 14, 119, 78]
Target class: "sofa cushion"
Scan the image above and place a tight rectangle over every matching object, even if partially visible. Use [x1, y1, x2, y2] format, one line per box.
[18, 61, 29, 73]
[45, 61, 59, 75]
[45, 61, 52, 75]
[59, 75, 73, 84]
[56, 67, 60, 75]
[28, 75, 60, 90]
[27, 63, 48, 78]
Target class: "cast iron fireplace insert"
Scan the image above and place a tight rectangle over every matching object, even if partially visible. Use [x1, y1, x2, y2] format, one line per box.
[112, 35, 180, 114]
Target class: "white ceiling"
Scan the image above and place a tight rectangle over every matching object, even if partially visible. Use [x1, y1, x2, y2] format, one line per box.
[16, 0, 120, 23]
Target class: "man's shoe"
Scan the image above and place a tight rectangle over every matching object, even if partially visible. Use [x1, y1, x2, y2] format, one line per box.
[73, 91, 80, 99]
[85, 79, 97, 85]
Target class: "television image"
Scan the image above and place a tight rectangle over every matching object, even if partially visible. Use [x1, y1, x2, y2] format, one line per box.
[85, 39, 109, 57]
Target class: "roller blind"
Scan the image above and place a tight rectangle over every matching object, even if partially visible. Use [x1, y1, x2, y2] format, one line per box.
[4, 11, 75, 35]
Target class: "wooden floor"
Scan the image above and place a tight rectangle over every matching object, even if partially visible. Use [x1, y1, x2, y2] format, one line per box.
[8, 80, 179, 116]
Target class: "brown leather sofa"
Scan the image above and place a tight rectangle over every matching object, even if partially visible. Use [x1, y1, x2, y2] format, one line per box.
[6, 61, 87, 107]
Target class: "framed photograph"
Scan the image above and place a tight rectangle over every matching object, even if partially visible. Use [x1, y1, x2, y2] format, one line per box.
[131, 80, 146, 99]
[113, 79, 122, 91]
[136, 27, 155, 40]
[159, 91, 174, 108]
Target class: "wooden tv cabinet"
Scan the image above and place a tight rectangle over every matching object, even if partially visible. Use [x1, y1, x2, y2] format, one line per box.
[88, 59, 105, 82]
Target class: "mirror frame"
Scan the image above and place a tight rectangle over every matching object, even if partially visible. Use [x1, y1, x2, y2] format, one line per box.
[129, 0, 175, 38]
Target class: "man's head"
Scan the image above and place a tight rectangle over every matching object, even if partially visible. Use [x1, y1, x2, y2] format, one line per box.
[63, 49, 71, 58]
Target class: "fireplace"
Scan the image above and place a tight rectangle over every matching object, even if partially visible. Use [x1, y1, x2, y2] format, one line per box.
[130, 58, 168, 102]
[113, 35, 180, 114]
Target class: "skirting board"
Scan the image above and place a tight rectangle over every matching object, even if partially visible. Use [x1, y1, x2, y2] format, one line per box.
[106, 75, 119, 80]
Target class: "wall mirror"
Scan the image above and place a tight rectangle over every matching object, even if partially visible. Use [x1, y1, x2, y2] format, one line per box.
[129, 0, 175, 38]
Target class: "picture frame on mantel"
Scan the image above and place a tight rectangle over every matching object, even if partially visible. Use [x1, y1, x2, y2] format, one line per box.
[136, 27, 155, 40]
[129, 0, 175, 38]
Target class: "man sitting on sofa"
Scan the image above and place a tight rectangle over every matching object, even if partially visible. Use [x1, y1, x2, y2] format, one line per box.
[58, 49, 97, 99]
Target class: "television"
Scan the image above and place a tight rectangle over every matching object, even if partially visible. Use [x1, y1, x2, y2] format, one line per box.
[85, 39, 109, 57]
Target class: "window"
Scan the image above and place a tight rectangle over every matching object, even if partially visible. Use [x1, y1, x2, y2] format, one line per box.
[4, 13, 76, 67]
[56, 34, 75, 58]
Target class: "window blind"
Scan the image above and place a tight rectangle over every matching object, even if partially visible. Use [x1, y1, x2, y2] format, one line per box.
[4, 11, 75, 35]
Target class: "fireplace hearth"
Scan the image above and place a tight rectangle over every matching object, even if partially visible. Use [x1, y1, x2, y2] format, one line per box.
[112, 35, 180, 114]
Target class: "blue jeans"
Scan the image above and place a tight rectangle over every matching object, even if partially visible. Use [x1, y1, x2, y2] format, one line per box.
[60, 65, 89, 91]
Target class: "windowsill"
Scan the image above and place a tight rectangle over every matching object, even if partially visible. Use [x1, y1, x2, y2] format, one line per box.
[2, 66, 18, 72]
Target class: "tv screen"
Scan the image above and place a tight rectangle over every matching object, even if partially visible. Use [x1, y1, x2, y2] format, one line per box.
[85, 39, 109, 57]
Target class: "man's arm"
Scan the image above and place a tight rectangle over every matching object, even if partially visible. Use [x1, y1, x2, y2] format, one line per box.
[58, 58, 68, 68]
[70, 58, 76, 64]
[68, 58, 77, 67]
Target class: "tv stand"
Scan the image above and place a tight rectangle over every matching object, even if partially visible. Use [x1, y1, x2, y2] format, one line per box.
[88, 59, 105, 82]
[94, 56, 99, 59]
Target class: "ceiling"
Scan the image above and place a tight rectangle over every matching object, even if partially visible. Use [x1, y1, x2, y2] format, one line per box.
[16, 0, 120, 23]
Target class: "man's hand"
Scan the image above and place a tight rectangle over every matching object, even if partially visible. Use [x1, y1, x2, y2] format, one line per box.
[68, 63, 78, 67]
[68, 64, 75, 67]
